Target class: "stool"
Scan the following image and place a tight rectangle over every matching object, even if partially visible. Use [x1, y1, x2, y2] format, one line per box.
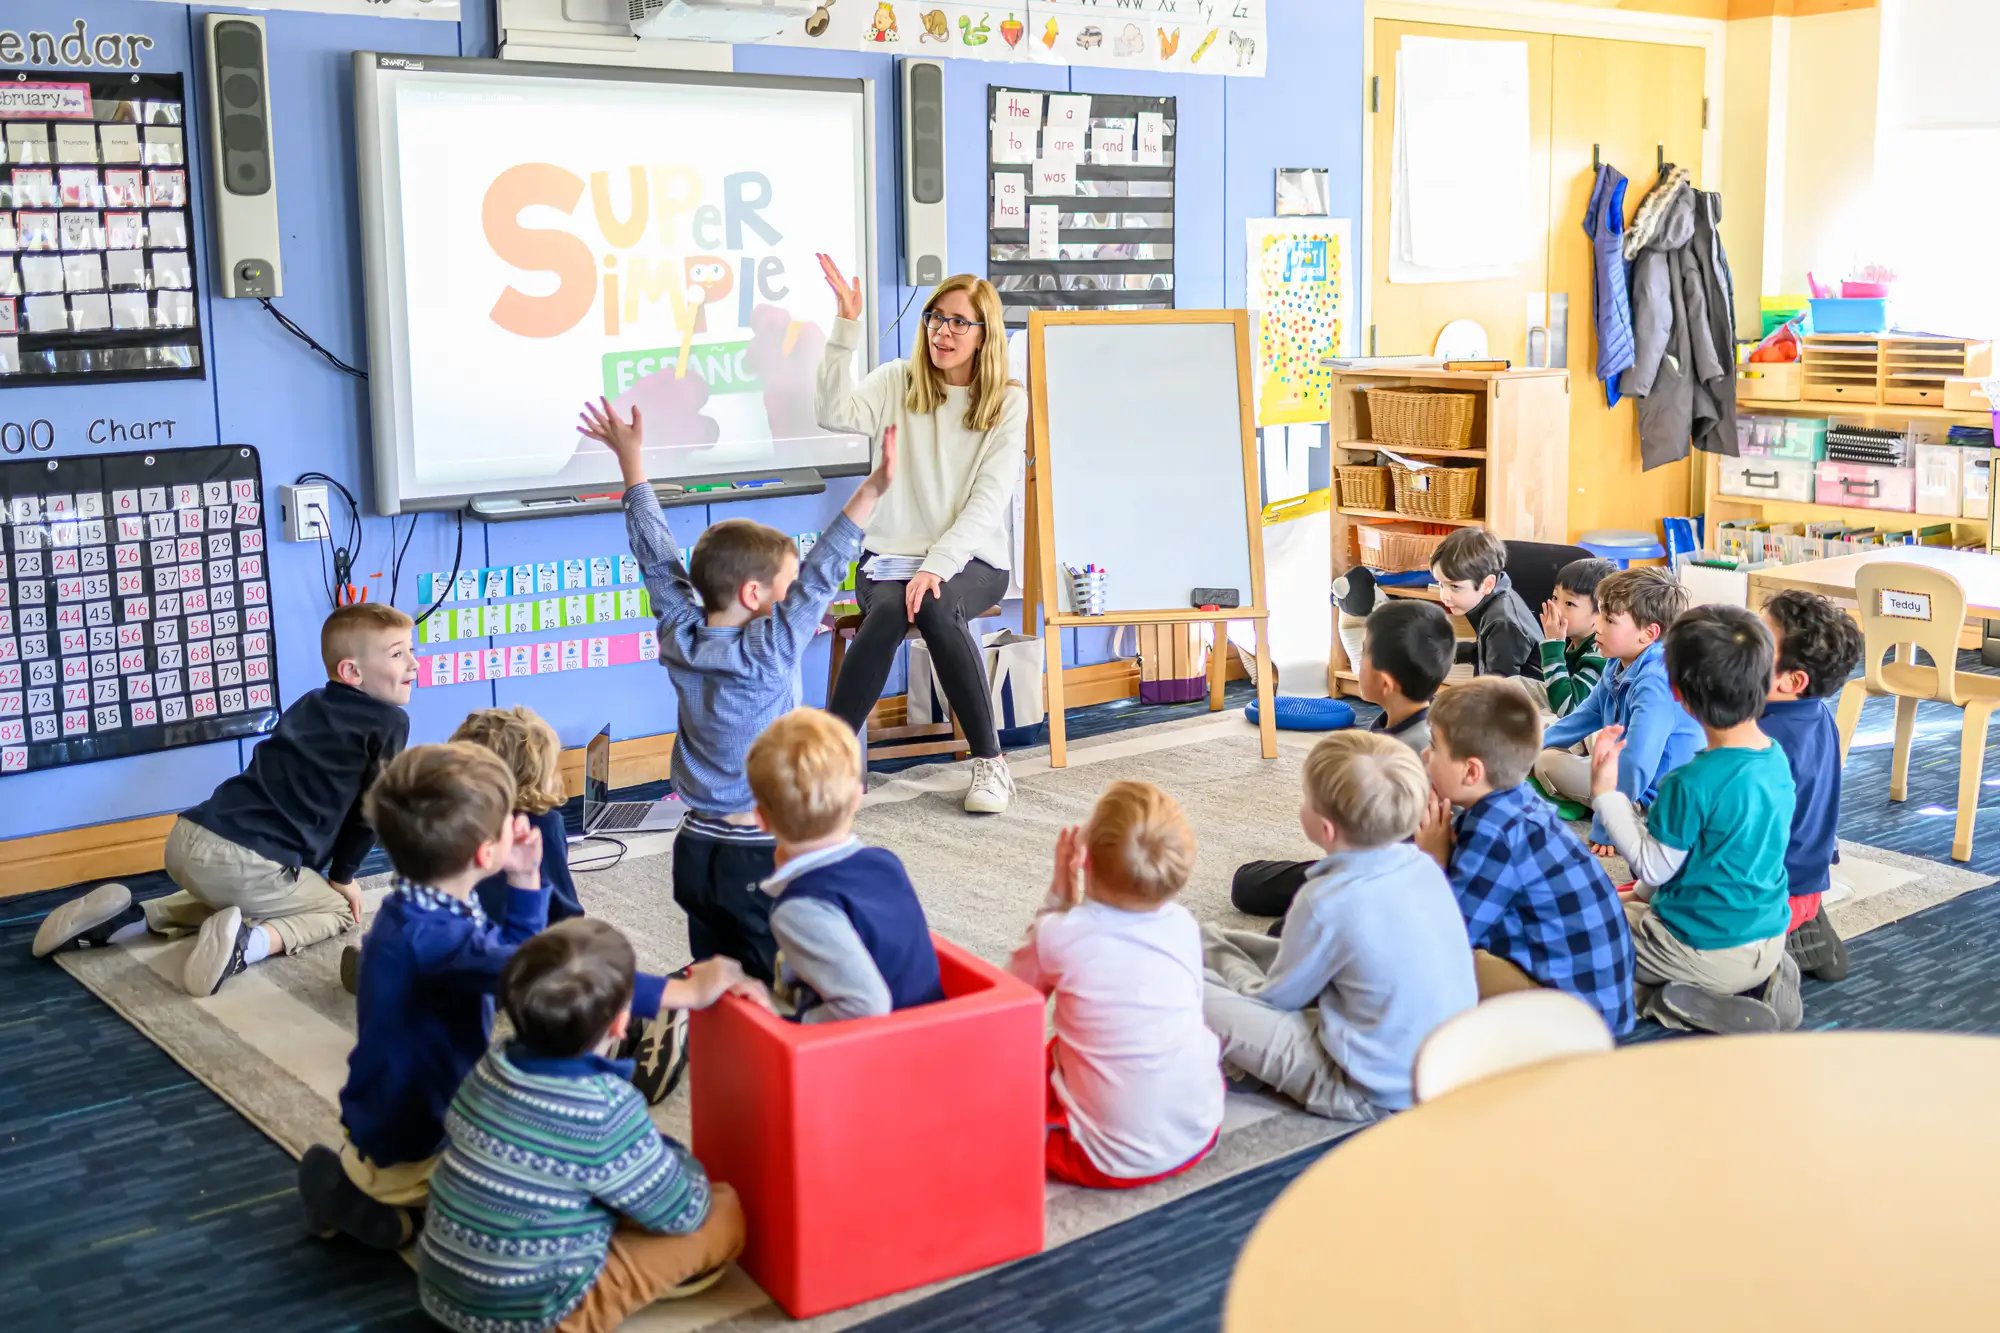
[1577, 528, 1666, 569]
[825, 606, 1005, 762]
[690, 936, 1045, 1317]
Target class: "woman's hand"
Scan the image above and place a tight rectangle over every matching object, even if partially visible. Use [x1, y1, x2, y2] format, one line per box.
[817, 253, 863, 322]
[904, 571, 943, 621]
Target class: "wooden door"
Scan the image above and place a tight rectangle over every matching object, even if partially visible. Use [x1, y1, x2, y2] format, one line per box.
[1549, 36, 1708, 539]
[1368, 21, 1555, 364]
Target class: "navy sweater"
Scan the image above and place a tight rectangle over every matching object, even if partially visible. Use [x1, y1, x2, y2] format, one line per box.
[473, 808, 582, 924]
[775, 846, 943, 1015]
[1760, 697, 1841, 899]
[184, 681, 408, 883]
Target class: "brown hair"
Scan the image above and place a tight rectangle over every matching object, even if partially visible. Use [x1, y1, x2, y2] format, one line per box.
[1301, 731, 1429, 849]
[321, 602, 414, 677]
[1429, 678, 1544, 789]
[688, 519, 799, 614]
[1430, 526, 1508, 586]
[906, 274, 1017, 433]
[1595, 566, 1688, 634]
[501, 919, 637, 1058]
[1084, 780, 1196, 907]
[363, 742, 515, 886]
[451, 706, 567, 816]
[747, 708, 863, 842]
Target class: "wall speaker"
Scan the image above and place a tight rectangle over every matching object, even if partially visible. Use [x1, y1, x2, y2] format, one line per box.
[202, 13, 282, 298]
[900, 59, 946, 289]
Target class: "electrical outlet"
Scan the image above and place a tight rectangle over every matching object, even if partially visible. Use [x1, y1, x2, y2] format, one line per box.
[280, 483, 331, 542]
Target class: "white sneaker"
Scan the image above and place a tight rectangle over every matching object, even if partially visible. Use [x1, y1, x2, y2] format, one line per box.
[964, 755, 1014, 815]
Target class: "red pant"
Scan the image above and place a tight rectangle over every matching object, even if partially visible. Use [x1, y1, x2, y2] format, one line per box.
[1043, 1041, 1218, 1190]
[1788, 893, 1823, 933]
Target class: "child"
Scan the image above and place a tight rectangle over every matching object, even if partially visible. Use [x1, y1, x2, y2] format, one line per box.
[1008, 781, 1223, 1189]
[461, 706, 582, 925]
[31, 604, 415, 997]
[1430, 526, 1539, 680]
[747, 707, 943, 1022]
[1229, 598, 1454, 921]
[299, 744, 742, 1250]
[579, 397, 897, 984]
[1203, 732, 1477, 1120]
[1414, 679, 1635, 1035]
[1591, 606, 1799, 1034]
[1532, 557, 1616, 718]
[419, 919, 747, 1332]
[1536, 567, 1702, 847]
[1760, 590, 1864, 983]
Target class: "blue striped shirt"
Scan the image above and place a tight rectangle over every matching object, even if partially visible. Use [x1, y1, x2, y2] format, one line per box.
[623, 486, 863, 817]
[417, 1046, 714, 1333]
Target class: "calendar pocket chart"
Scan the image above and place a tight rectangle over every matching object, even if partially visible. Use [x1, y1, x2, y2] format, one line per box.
[0, 445, 278, 774]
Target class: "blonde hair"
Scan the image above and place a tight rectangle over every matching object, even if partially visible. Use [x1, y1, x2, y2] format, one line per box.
[747, 708, 863, 842]
[321, 602, 414, 677]
[905, 274, 1015, 433]
[1302, 731, 1429, 849]
[451, 705, 567, 816]
[1428, 679, 1543, 789]
[364, 742, 516, 886]
[1084, 780, 1196, 907]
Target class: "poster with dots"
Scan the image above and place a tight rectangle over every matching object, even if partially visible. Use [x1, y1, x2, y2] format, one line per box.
[1246, 218, 1352, 428]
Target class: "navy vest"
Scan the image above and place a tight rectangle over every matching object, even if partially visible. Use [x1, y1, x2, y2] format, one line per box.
[776, 847, 944, 1011]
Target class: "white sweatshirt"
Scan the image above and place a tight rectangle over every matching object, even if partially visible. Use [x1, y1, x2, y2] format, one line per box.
[1008, 895, 1225, 1180]
[815, 317, 1026, 581]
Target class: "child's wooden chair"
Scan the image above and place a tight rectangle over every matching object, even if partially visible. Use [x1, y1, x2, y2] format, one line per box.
[1412, 990, 1613, 1104]
[1840, 562, 2000, 862]
[824, 606, 1004, 763]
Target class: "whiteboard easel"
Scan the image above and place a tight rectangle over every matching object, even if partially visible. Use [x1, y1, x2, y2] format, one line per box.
[1024, 309, 1277, 767]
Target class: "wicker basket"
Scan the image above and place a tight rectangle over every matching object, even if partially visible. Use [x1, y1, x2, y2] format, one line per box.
[1365, 387, 1478, 449]
[1390, 461, 1480, 520]
[1335, 464, 1391, 511]
[1355, 521, 1453, 572]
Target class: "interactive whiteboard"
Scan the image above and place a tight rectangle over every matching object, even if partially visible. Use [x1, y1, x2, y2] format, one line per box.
[354, 55, 877, 514]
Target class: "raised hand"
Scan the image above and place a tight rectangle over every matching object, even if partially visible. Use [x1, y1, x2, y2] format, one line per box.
[503, 813, 543, 890]
[1049, 825, 1087, 908]
[817, 252, 864, 322]
[1588, 725, 1627, 800]
[1540, 598, 1567, 642]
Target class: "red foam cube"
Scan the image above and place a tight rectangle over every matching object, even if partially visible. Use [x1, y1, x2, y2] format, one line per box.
[690, 935, 1046, 1318]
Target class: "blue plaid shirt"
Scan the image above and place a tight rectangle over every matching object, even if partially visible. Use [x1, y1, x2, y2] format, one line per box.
[1449, 783, 1636, 1035]
[625, 485, 863, 817]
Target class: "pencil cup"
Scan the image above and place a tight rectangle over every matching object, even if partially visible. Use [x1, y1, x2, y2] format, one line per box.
[1067, 566, 1108, 616]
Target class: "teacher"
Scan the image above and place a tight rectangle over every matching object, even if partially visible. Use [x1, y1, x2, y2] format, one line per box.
[815, 256, 1026, 816]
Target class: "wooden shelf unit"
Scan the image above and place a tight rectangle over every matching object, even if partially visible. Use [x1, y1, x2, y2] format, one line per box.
[1325, 365, 1571, 697]
[1796, 334, 1991, 408]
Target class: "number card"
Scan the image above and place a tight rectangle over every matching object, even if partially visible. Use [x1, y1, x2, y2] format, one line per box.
[0, 445, 279, 773]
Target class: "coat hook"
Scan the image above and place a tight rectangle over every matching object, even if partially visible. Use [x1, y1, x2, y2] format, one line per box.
[1592, 142, 1600, 172]
[1656, 142, 1665, 173]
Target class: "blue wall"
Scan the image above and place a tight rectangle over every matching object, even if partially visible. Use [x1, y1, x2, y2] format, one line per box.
[0, 0, 1361, 840]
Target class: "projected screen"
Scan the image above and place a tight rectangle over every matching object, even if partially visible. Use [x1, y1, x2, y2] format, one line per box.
[354, 55, 876, 513]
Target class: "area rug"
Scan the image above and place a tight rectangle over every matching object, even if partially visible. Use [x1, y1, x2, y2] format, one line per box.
[51, 712, 1992, 1330]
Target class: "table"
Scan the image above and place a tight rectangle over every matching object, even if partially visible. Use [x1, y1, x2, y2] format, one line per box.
[1224, 1033, 2000, 1332]
[1745, 545, 2000, 620]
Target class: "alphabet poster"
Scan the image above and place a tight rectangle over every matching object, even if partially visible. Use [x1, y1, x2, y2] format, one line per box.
[1245, 217, 1351, 427]
[0, 68, 203, 387]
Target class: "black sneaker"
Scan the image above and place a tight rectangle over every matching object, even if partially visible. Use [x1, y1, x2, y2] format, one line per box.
[627, 1008, 690, 1105]
[1656, 982, 1782, 1035]
[297, 1144, 415, 1251]
[31, 883, 139, 958]
[1759, 952, 1804, 1032]
[340, 945, 361, 996]
[1787, 912, 1850, 983]
[182, 906, 254, 997]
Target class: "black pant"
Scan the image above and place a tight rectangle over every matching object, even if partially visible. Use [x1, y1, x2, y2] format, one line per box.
[1232, 859, 1312, 920]
[828, 556, 1009, 760]
[671, 830, 778, 984]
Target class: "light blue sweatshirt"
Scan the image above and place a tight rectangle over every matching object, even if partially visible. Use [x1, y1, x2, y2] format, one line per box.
[1543, 640, 1704, 841]
[1245, 844, 1477, 1111]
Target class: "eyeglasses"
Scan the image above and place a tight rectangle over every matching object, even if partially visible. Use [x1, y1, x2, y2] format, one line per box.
[924, 311, 984, 335]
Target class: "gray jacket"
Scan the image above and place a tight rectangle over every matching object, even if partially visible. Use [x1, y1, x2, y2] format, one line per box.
[1621, 173, 1733, 471]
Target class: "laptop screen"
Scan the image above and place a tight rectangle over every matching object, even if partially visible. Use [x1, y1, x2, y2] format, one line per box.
[584, 727, 611, 818]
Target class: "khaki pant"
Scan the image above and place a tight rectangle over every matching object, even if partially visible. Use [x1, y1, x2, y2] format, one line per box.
[1625, 899, 1784, 1010]
[340, 1139, 436, 1207]
[1534, 748, 1595, 804]
[1200, 927, 1380, 1124]
[554, 1184, 747, 1333]
[1473, 949, 1544, 999]
[149, 816, 355, 956]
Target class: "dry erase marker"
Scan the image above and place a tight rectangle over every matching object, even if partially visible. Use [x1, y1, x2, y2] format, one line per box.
[735, 478, 781, 489]
[688, 483, 731, 493]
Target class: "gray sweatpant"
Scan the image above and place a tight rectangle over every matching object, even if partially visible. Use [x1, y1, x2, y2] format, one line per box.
[1201, 928, 1380, 1124]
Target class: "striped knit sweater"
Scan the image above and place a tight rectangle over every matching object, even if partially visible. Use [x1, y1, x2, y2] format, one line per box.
[417, 1045, 714, 1333]
[1537, 632, 1607, 718]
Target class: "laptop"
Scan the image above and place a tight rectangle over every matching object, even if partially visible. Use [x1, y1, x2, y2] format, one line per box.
[578, 727, 687, 837]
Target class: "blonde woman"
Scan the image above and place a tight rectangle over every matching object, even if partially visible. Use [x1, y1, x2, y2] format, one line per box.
[816, 257, 1026, 814]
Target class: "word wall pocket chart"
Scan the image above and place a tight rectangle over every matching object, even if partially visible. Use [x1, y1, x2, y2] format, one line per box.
[0, 444, 279, 775]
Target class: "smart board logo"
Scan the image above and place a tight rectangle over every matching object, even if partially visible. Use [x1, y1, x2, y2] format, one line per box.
[378, 56, 426, 69]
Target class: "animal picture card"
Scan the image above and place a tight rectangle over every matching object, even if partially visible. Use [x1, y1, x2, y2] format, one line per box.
[146, 169, 186, 208]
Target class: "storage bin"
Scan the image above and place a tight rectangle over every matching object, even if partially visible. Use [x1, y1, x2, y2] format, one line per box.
[1916, 443, 1963, 516]
[1736, 362, 1801, 402]
[1965, 450, 1993, 520]
[1815, 460, 1916, 512]
[1363, 387, 1478, 449]
[1946, 377, 1993, 413]
[1809, 298, 1889, 334]
[1737, 415, 1788, 456]
[1355, 520, 1452, 572]
[1389, 461, 1479, 520]
[1335, 464, 1390, 511]
[1780, 417, 1829, 461]
[1718, 456, 1815, 503]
